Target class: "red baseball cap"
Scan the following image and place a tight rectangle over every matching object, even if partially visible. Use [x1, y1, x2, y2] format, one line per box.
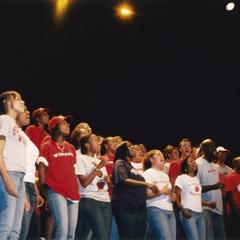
[48, 115, 73, 132]
[32, 107, 49, 119]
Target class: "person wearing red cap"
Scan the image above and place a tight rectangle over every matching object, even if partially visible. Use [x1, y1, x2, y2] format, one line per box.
[38, 115, 80, 240]
[25, 108, 49, 150]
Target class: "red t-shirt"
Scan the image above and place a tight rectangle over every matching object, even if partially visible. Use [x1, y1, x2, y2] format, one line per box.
[225, 172, 240, 211]
[168, 159, 182, 184]
[101, 153, 115, 196]
[104, 153, 115, 175]
[39, 139, 80, 201]
[25, 125, 49, 150]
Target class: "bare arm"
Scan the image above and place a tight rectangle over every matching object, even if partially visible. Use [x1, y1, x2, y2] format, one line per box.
[125, 179, 159, 194]
[0, 138, 18, 197]
[173, 185, 192, 218]
[78, 158, 108, 188]
[146, 184, 170, 199]
[202, 182, 224, 193]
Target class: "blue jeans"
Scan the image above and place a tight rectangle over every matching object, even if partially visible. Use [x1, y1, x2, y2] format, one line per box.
[147, 207, 176, 240]
[47, 188, 79, 240]
[202, 209, 226, 240]
[180, 209, 206, 240]
[76, 198, 112, 240]
[109, 215, 119, 240]
[0, 171, 25, 240]
[20, 182, 36, 240]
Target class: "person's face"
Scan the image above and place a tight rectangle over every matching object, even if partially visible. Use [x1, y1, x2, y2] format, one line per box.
[170, 149, 180, 160]
[217, 151, 228, 162]
[180, 141, 192, 157]
[38, 111, 49, 126]
[190, 148, 197, 160]
[58, 120, 70, 136]
[17, 109, 30, 127]
[9, 95, 26, 113]
[106, 137, 117, 154]
[187, 157, 197, 174]
[203, 141, 216, 161]
[150, 151, 165, 169]
[88, 134, 100, 154]
[129, 145, 142, 163]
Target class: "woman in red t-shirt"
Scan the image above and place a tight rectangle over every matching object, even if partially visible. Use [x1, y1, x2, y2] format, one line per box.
[38, 115, 80, 240]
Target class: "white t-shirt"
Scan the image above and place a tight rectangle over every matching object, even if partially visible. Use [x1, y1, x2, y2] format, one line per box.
[216, 164, 233, 176]
[131, 162, 144, 176]
[175, 174, 202, 213]
[143, 168, 173, 211]
[0, 115, 26, 172]
[75, 154, 110, 202]
[196, 157, 223, 215]
[21, 130, 39, 183]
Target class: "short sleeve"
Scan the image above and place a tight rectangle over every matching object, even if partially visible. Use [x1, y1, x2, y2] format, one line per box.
[143, 171, 152, 183]
[75, 156, 87, 176]
[225, 175, 235, 193]
[37, 142, 50, 167]
[113, 160, 129, 184]
[175, 175, 184, 189]
[0, 116, 10, 138]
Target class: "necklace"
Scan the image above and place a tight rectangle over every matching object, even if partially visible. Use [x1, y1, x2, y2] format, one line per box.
[56, 142, 65, 152]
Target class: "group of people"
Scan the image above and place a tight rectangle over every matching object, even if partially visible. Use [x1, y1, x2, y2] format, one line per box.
[0, 90, 239, 240]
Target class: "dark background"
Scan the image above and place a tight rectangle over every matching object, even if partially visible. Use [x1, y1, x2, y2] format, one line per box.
[1, 0, 240, 159]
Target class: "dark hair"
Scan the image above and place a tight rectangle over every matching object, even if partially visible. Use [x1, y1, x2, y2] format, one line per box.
[50, 125, 61, 141]
[180, 157, 198, 176]
[70, 129, 81, 150]
[80, 134, 92, 154]
[114, 142, 130, 163]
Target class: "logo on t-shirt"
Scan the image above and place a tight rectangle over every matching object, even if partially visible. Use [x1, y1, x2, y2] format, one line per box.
[53, 152, 74, 158]
[195, 186, 200, 192]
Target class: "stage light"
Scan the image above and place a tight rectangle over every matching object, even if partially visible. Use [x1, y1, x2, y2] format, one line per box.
[54, 0, 73, 21]
[226, 2, 235, 11]
[115, 2, 135, 20]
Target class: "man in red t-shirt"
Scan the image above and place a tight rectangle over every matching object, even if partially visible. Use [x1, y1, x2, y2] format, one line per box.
[25, 107, 49, 150]
[168, 138, 192, 185]
[225, 156, 240, 238]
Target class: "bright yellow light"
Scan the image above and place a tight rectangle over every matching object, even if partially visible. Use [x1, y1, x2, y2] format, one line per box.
[226, 2, 235, 11]
[116, 3, 135, 20]
[54, 0, 72, 21]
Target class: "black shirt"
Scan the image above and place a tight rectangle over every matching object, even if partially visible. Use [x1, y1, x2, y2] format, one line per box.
[112, 159, 147, 210]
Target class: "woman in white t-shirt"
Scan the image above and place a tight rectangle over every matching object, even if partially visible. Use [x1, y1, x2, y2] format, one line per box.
[143, 150, 176, 240]
[174, 157, 206, 240]
[75, 134, 112, 240]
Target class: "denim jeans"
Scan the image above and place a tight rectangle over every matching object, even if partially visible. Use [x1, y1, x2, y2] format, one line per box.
[147, 207, 176, 240]
[180, 209, 206, 240]
[112, 204, 146, 240]
[0, 171, 25, 240]
[76, 198, 112, 240]
[47, 188, 79, 240]
[109, 215, 119, 240]
[19, 182, 36, 240]
[202, 209, 226, 240]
